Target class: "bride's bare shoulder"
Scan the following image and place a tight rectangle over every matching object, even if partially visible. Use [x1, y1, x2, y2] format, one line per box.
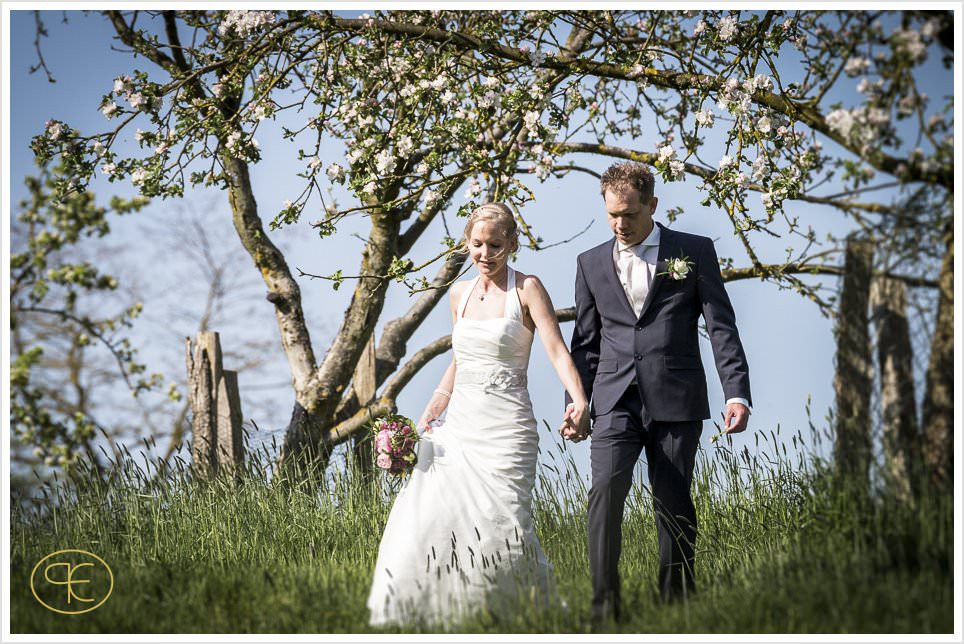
[514, 270, 545, 292]
[449, 279, 472, 301]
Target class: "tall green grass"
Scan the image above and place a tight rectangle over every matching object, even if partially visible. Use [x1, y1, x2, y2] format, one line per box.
[9, 418, 952, 634]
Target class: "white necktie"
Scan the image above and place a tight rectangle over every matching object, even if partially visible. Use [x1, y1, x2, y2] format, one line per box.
[619, 245, 651, 317]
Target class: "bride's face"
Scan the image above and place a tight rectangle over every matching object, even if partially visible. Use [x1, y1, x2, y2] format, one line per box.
[467, 221, 511, 277]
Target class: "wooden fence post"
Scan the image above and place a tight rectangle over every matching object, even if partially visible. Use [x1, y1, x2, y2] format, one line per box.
[186, 331, 244, 477]
[871, 276, 920, 502]
[922, 225, 954, 491]
[833, 236, 874, 487]
[352, 333, 377, 478]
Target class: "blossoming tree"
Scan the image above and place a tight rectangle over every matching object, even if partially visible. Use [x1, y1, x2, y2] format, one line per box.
[27, 9, 953, 484]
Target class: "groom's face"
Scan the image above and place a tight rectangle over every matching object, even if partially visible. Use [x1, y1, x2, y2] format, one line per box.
[604, 187, 657, 247]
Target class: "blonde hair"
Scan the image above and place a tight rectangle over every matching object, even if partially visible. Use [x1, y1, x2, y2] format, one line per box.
[463, 202, 519, 255]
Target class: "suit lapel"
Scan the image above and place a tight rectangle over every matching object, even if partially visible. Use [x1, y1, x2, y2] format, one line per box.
[637, 223, 673, 321]
[599, 239, 637, 321]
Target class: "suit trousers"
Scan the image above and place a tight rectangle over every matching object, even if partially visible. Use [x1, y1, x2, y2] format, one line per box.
[588, 383, 702, 618]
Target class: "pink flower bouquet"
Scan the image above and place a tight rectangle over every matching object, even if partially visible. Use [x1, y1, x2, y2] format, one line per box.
[370, 414, 419, 477]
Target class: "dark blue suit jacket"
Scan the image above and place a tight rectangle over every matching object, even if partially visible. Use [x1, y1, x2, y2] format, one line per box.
[569, 222, 751, 422]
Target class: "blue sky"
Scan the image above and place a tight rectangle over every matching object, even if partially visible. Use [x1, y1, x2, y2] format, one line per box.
[6, 9, 951, 487]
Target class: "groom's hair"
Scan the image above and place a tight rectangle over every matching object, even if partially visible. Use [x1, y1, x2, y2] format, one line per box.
[599, 162, 655, 201]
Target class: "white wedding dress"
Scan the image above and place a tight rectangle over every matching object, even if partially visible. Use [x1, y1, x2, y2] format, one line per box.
[367, 267, 558, 627]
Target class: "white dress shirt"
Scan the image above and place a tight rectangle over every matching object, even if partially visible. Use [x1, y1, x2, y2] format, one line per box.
[611, 224, 750, 416]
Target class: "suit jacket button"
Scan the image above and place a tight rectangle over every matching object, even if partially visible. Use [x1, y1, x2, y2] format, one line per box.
[634, 354, 642, 361]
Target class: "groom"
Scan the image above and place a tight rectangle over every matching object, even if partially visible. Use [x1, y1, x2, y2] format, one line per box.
[563, 162, 752, 621]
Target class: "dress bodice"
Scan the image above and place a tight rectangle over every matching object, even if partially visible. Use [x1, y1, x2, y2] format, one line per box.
[452, 267, 533, 386]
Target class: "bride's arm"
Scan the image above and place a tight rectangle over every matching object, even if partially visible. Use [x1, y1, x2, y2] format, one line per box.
[416, 281, 465, 432]
[520, 274, 589, 429]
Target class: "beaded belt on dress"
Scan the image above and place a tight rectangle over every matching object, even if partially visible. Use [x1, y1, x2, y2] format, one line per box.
[455, 368, 528, 390]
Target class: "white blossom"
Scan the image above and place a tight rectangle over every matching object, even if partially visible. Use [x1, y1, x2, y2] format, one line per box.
[478, 89, 497, 108]
[440, 90, 457, 104]
[756, 115, 772, 134]
[375, 149, 395, 174]
[718, 154, 735, 169]
[696, 109, 715, 127]
[128, 92, 147, 110]
[155, 142, 169, 155]
[658, 145, 677, 162]
[892, 28, 927, 62]
[416, 161, 430, 175]
[218, 10, 277, 38]
[844, 57, 870, 77]
[362, 181, 377, 195]
[825, 108, 855, 138]
[718, 16, 738, 42]
[253, 102, 271, 120]
[226, 130, 243, 150]
[92, 140, 106, 156]
[101, 101, 119, 118]
[529, 49, 547, 66]
[523, 110, 541, 132]
[751, 156, 770, 181]
[484, 76, 500, 88]
[668, 160, 685, 180]
[326, 162, 346, 183]
[131, 168, 148, 185]
[101, 162, 117, 177]
[424, 189, 440, 206]
[45, 120, 63, 140]
[308, 156, 322, 170]
[113, 76, 132, 94]
[693, 20, 707, 36]
[346, 148, 364, 164]
[464, 178, 482, 200]
[134, 128, 145, 142]
[396, 135, 415, 157]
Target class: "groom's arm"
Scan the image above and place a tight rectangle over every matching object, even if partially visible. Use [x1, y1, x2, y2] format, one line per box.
[696, 237, 752, 407]
[567, 256, 601, 412]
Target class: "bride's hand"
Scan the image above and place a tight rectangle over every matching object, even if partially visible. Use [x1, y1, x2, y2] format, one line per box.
[560, 402, 589, 442]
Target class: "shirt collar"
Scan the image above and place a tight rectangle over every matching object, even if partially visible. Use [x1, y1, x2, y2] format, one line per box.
[616, 223, 660, 253]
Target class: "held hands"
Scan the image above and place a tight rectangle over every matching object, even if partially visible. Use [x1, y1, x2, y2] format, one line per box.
[559, 402, 590, 443]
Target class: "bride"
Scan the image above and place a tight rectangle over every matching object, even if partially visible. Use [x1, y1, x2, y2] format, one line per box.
[366, 202, 589, 627]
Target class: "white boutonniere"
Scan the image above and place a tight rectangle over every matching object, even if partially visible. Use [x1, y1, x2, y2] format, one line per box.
[660, 256, 694, 280]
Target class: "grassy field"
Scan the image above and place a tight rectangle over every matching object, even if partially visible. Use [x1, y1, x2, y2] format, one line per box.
[9, 421, 953, 634]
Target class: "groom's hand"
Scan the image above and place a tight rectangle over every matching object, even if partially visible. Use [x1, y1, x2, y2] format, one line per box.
[723, 402, 750, 434]
[560, 403, 590, 443]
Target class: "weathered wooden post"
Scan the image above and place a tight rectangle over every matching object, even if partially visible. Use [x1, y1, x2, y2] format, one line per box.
[351, 333, 377, 478]
[922, 223, 954, 492]
[833, 236, 874, 488]
[186, 331, 244, 477]
[870, 276, 920, 503]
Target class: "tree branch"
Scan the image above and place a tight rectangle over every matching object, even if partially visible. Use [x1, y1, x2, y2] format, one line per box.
[554, 141, 898, 216]
[320, 13, 951, 188]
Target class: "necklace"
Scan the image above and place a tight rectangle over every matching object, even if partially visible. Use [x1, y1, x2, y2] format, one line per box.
[476, 272, 506, 301]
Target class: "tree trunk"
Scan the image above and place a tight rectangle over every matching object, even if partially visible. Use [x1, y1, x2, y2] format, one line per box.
[833, 236, 874, 487]
[921, 225, 954, 491]
[870, 277, 920, 502]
